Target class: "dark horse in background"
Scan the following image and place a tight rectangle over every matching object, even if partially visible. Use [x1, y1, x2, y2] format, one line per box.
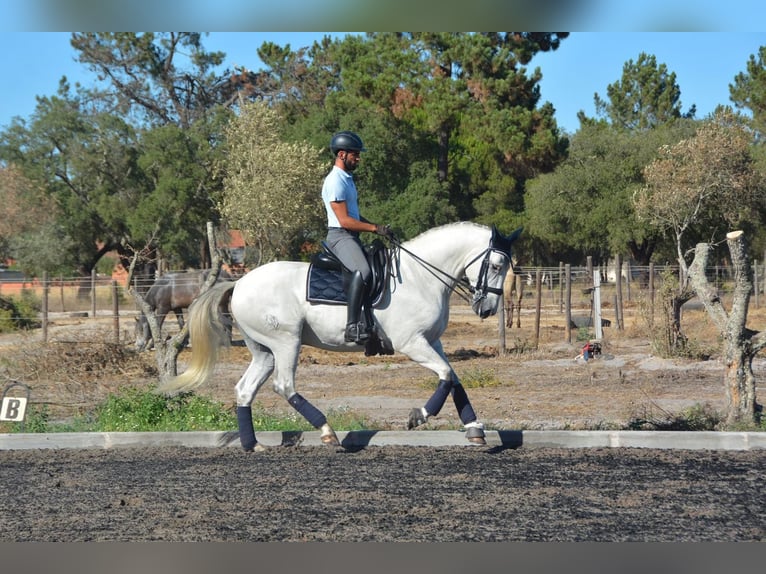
[135, 269, 232, 351]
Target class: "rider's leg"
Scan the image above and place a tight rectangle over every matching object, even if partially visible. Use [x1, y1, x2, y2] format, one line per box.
[344, 270, 370, 343]
[326, 230, 372, 344]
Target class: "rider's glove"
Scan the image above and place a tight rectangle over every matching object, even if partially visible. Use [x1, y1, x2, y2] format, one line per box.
[374, 224, 394, 239]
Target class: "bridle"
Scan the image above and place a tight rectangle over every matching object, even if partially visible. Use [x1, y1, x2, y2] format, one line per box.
[388, 233, 511, 306]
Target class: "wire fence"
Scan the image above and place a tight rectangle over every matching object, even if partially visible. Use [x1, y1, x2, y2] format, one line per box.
[0, 261, 764, 346]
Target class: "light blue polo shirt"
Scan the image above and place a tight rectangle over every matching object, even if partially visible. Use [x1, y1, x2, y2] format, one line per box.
[322, 165, 360, 227]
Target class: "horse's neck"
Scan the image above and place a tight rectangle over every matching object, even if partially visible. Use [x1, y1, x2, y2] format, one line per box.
[402, 224, 487, 282]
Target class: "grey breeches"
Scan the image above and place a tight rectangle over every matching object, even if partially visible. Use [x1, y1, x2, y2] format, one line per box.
[326, 228, 371, 283]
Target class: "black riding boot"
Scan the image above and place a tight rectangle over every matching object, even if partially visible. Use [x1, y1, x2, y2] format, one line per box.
[344, 271, 370, 344]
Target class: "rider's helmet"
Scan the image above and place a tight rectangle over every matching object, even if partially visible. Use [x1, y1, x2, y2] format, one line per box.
[330, 131, 366, 155]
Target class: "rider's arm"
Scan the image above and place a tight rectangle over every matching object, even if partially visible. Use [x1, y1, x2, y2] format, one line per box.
[330, 200, 378, 234]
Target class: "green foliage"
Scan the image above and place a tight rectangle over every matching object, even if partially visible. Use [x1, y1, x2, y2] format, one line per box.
[219, 100, 325, 263]
[9, 404, 51, 433]
[95, 389, 237, 432]
[591, 52, 695, 129]
[3, 389, 376, 433]
[729, 45, 766, 136]
[0, 291, 41, 332]
[265, 32, 569, 239]
[249, 403, 374, 432]
[419, 369, 503, 390]
[459, 368, 503, 389]
[524, 120, 697, 265]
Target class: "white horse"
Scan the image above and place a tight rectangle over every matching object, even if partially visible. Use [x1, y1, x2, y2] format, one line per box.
[157, 222, 522, 451]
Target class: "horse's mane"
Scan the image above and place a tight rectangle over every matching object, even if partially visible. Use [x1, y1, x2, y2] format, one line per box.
[404, 221, 488, 247]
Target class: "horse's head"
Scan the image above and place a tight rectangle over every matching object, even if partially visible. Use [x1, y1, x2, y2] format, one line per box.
[467, 226, 523, 319]
[134, 314, 151, 351]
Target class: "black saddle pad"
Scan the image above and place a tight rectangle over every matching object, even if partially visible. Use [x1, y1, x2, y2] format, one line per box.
[306, 266, 347, 305]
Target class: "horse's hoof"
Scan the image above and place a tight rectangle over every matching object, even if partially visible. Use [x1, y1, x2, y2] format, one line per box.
[321, 432, 341, 447]
[407, 408, 427, 430]
[244, 443, 268, 453]
[465, 426, 486, 445]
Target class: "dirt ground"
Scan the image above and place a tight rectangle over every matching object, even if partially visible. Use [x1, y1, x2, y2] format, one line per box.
[1, 445, 764, 542]
[2, 302, 763, 431]
[1, 302, 765, 542]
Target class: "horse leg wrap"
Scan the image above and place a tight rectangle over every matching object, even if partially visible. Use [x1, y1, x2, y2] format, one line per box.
[288, 393, 327, 429]
[236, 406, 257, 452]
[424, 379, 454, 417]
[451, 383, 477, 425]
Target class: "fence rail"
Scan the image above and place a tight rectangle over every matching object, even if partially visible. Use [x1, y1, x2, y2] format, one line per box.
[0, 262, 763, 346]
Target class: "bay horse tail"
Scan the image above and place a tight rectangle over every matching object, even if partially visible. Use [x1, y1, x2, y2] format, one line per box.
[156, 281, 236, 395]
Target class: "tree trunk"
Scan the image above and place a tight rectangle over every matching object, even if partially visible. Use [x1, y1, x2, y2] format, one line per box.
[688, 230, 765, 426]
[129, 222, 224, 381]
[437, 124, 449, 183]
[722, 346, 758, 426]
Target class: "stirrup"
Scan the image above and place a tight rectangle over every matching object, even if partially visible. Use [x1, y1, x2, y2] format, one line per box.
[344, 322, 370, 344]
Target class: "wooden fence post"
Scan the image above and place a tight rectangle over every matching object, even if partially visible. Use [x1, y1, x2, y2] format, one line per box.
[534, 268, 542, 349]
[615, 253, 624, 331]
[91, 269, 97, 319]
[558, 261, 564, 312]
[649, 262, 655, 326]
[112, 281, 120, 344]
[41, 271, 49, 343]
[498, 295, 506, 356]
[565, 264, 572, 344]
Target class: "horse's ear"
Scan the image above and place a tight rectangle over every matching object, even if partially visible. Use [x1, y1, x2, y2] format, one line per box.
[490, 225, 522, 258]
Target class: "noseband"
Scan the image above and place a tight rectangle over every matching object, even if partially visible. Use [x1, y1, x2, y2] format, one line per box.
[465, 246, 510, 306]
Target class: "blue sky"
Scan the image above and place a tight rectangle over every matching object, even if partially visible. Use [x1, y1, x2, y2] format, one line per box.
[0, 32, 764, 134]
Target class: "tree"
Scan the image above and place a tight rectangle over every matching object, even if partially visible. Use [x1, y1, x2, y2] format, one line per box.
[130, 222, 224, 378]
[634, 110, 764, 352]
[218, 100, 325, 264]
[524, 120, 697, 265]
[257, 32, 569, 238]
[70, 32, 238, 129]
[589, 52, 696, 130]
[0, 166, 60, 268]
[0, 81, 144, 281]
[69, 33, 243, 271]
[688, 231, 765, 427]
[729, 45, 766, 136]
[0, 33, 249, 283]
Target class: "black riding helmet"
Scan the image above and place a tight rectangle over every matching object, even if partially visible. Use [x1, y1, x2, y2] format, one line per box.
[330, 131, 366, 155]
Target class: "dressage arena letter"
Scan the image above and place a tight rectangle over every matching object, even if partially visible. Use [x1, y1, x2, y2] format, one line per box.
[0, 397, 27, 422]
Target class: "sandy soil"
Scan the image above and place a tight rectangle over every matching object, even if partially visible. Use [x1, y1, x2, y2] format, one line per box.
[1, 303, 765, 542]
[1, 302, 763, 432]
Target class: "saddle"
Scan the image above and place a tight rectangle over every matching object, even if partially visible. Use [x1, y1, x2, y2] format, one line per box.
[306, 239, 390, 307]
[306, 239, 394, 357]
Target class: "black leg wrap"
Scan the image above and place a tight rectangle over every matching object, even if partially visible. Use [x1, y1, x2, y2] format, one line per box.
[236, 406, 257, 452]
[288, 393, 327, 429]
[451, 383, 477, 425]
[424, 379, 453, 417]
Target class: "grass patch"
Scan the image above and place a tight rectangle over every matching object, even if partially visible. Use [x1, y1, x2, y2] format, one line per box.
[1, 388, 377, 433]
[418, 367, 503, 390]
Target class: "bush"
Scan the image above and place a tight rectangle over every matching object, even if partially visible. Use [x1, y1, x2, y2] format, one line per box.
[0, 291, 41, 332]
[94, 388, 237, 432]
[628, 402, 722, 431]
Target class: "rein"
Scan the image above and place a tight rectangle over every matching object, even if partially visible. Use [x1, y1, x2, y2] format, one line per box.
[388, 236, 506, 305]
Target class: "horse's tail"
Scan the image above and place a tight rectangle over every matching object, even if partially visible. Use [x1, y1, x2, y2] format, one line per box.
[155, 281, 236, 395]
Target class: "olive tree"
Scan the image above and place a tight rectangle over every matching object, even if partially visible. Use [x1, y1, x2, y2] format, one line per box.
[218, 100, 325, 265]
[689, 231, 765, 427]
[634, 110, 764, 352]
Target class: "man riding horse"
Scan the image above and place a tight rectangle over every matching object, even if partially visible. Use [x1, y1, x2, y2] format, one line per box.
[321, 131, 393, 344]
